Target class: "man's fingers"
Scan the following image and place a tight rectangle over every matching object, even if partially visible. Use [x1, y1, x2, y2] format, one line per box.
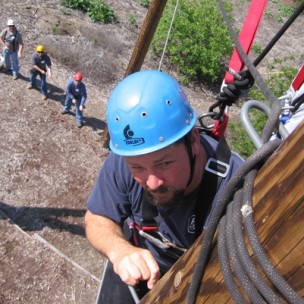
[145, 258, 160, 289]
[120, 267, 140, 286]
[116, 250, 160, 288]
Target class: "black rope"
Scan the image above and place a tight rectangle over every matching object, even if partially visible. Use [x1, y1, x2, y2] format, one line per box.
[186, 139, 281, 304]
[241, 174, 303, 303]
[232, 171, 283, 303]
[218, 192, 266, 304]
[224, 169, 303, 303]
[218, 212, 248, 304]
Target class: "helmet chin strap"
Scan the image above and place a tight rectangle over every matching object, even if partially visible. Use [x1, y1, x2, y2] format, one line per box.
[184, 132, 196, 187]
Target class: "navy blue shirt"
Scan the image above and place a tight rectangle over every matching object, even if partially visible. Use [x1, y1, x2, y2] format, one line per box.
[66, 79, 87, 106]
[87, 134, 243, 273]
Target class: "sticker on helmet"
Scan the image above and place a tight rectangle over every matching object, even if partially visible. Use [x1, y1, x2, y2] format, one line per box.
[123, 125, 145, 146]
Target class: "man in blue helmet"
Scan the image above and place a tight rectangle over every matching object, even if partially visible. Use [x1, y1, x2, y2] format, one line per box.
[85, 70, 243, 303]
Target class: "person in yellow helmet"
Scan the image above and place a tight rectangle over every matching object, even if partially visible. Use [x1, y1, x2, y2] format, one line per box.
[28, 45, 52, 100]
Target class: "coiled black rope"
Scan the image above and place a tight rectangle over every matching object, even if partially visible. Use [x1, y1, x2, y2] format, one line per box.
[186, 139, 282, 304]
[230, 171, 283, 303]
[219, 167, 303, 303]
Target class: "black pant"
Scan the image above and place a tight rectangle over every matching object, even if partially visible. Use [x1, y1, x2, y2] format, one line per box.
[96, 260, 150, 304]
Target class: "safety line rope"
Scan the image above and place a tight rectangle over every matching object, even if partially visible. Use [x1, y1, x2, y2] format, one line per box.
[158, 0, 179, 71]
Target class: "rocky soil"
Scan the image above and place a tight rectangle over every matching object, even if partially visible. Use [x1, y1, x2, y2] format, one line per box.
[0, 0, 303, 303]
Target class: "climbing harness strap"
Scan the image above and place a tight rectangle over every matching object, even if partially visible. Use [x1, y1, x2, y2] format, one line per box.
[292, 64, 304, 92]
[224, 0, 267, 83]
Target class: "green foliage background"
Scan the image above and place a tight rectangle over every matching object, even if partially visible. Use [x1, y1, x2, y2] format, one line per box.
[61, 0, 116, 23]
[152, 0, 234, 84]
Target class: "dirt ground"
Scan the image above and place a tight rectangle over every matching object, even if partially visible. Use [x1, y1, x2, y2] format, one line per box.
[0, 0, 303, 303]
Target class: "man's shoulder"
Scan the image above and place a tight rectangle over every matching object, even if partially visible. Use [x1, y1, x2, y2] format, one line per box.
[80, 82, 87, 89]
[15, 30, 22, 38]
[104, 152, 126, 168]
[43, 53, 51, 59]
[0, 29, 6, 37]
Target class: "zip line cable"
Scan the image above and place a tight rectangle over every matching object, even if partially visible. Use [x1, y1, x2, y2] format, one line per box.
[253, 2, 304, 67]
[158, 0, 179, 71]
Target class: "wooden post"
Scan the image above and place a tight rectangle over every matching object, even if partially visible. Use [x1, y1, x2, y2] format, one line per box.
[101, 0, 168, 149]
[140, 121, 304, 303]
[124, 0, 168, 77]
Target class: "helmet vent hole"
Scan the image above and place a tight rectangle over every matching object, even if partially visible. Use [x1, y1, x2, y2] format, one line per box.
[141, 112, 147, 118]
[115, 117, 119, 122]
[166, 100, 172, 106]
[159, 137, 165, 142]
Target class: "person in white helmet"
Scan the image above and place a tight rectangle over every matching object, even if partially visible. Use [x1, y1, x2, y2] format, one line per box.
[85, 70, 244, 303]
[0, 19, 23, 80]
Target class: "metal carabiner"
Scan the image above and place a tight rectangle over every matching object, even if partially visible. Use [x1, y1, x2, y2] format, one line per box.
[198, 112, 218, 131]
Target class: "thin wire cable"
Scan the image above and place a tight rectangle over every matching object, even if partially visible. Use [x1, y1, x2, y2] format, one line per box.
[158, 0, 179, 71]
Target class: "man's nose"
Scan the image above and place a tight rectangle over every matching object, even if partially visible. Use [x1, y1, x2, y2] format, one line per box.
[146, 174, 163, 191]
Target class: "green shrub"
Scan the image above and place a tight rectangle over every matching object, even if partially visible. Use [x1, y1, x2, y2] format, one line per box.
[152, 0, 233, 84]
[128, 15, 137, 26]
[140, 0, 150, 9]
[61, 0, 90, 12]
[88, 0, 116, 23]
[61, 0, 116, 23]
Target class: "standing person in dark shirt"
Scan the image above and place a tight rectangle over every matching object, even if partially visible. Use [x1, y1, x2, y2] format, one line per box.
[28, 45, 52, 100]
[61, 72, 87, 128]
[0, 19, 23, 80]
[84, 70, 244, 303]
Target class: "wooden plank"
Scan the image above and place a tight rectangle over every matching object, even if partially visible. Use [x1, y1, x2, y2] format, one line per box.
[140, 121, 304, 303]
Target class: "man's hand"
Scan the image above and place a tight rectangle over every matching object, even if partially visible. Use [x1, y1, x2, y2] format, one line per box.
[112, 246, 160, 289]
[72, 98, 76, 105]
[85, 210, 160, 290]
[79, 105, 83, 111]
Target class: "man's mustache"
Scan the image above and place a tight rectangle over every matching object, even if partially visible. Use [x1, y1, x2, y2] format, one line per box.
[148, 186, 174, 194]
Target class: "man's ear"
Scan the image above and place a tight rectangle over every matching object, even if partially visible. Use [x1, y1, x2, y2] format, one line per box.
[190, 128, 201, 155]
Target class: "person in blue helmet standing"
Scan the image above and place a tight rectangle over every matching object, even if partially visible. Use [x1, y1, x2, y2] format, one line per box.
[84, 70, 243, 303]
[61, 72, 87, 128]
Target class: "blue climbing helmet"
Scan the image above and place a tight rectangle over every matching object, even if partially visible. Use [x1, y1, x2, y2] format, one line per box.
[106, 70, 197, 156]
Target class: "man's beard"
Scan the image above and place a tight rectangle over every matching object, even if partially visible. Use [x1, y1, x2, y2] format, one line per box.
[144, 186, 186, 210]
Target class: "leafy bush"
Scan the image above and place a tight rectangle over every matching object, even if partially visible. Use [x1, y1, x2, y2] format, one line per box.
[140, 0, 150, 9]
[152, 0, 233, 84]
[88, 0, 116, 23]
[61, 0, 90, 12]
[61, 0, 116, 23]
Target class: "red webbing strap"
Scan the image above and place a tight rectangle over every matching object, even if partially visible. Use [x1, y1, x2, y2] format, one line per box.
[211, 114, 229, 140]
[292, 65, 304, 91]
[224, 0, 267, 83]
